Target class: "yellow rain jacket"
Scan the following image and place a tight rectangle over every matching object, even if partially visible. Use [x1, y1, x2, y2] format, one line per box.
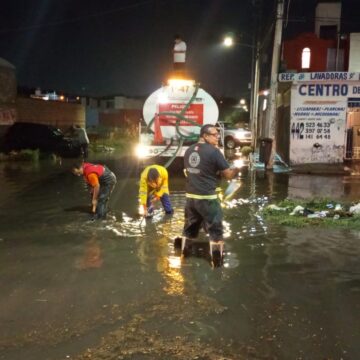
[139, 165, 170, 206]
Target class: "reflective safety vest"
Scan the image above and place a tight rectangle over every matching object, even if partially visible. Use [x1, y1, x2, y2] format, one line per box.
[83, 162, 116, 186]
[139, 165, 169, 205]
[83, 163, 104, 184]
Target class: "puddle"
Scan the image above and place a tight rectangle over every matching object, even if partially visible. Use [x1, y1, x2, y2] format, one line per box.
[0, 158, 359, 359]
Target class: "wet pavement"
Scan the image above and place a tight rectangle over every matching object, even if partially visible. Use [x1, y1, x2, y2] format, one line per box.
[0, 155, 360, 360]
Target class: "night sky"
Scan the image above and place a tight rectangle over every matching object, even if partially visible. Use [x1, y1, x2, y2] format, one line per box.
[0, 0, 359, 99]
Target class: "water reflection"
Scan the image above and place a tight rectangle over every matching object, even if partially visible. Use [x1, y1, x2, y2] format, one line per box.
[162, 257, 185, 296]
[74, 231, 103, 270]
[1, 158, 360, 359]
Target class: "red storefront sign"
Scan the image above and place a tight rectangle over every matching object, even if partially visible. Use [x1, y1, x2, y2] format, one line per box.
[158, 103, 203, 126]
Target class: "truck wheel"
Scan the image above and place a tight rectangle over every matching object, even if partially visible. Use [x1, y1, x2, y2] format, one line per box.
[225, 137, 236, 149]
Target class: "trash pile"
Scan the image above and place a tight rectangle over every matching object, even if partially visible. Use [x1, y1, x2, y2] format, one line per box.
[263, 199, 360, 227]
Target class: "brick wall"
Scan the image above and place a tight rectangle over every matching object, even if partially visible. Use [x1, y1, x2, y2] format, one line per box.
[16, 97, 85, 131]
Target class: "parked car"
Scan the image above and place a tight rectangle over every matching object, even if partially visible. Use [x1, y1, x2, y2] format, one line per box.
[3, 122, 82, 158]
[222, 124, 252, 149]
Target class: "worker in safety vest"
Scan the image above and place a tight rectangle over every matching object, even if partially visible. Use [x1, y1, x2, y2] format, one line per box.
[72, 161, 117, 219]
[181, 124, 241, 267]
[139, 165, 173, 217]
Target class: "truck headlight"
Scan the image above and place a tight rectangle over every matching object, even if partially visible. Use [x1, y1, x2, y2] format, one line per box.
[135, 144, 148, 158]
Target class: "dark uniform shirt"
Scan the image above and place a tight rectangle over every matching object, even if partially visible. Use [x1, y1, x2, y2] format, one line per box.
[184, 142, 229, 196]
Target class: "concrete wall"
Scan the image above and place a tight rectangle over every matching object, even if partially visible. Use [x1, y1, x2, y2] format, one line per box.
[276, 86, 291, 164]
[86, 108, 99, 127]
[0, 61, 16, 104]
[99, 109, 141, 137]
[16, 97, 85, 131]
[349, 33, 360, 71]
[315, 2, 341, 38]
[99, 109, 141, 125]
[114, 96, 143, 110]
[81, 97, 99, 109]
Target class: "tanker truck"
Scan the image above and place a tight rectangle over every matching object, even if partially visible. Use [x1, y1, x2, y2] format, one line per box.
[135, 77, 221, 167]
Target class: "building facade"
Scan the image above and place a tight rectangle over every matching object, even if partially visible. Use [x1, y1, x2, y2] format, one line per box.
[278, 72, 360, 164]
[272, 1, 360, 165]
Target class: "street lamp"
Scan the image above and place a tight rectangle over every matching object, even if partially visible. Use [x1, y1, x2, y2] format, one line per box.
[223, 36, 234, 47]
[221, 34, 260, 149]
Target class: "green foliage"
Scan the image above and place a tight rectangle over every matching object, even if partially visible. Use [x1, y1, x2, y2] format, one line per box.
[240, 146, 253, 156]
[0, 149, 40, 162]
[39, 152, 58, 161]
[264, 198, 333, 212]
[262, 198, 360, 229]
[222, 109, 250, 126]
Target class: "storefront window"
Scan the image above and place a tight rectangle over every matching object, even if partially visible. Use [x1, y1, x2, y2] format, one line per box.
[301, 47, 311, 69]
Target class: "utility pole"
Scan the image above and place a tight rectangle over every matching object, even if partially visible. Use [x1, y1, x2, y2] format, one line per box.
[251, 42, 260, 150]
[250, 0, 261, 150]
[266, 0, 284, 168]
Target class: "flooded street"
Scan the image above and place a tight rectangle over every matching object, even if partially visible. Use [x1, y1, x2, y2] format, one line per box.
[0, 156, 360, 360]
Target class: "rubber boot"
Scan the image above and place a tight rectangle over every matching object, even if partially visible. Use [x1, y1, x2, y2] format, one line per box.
[174, 237, 182, 249]
[173, 237, 182, 256]
[181, 238, 193, 258]
[209, 241, 224, 268]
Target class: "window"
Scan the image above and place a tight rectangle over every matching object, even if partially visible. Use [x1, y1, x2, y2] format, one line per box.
[301, 47, 311, 69]
[319, 25, 337, 40]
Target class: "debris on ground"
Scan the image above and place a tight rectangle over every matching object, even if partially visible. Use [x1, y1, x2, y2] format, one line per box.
[262, 199, 360, 228]
[349, 203, 360, 215]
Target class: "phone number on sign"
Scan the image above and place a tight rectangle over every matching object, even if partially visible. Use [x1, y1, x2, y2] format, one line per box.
[291, 122, 331, 140]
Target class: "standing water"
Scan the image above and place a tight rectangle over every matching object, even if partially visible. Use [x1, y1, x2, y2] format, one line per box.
[0, 157, 359, 360]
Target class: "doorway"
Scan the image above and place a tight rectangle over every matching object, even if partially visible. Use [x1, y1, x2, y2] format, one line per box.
[346, 98, 360, 160]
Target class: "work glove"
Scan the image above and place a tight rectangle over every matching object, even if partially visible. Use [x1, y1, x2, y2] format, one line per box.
[152, 194, 160, 202]
[139, 204, 147, 216]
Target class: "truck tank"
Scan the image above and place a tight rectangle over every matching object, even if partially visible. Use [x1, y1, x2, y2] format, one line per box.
[136, 78, 220, 167]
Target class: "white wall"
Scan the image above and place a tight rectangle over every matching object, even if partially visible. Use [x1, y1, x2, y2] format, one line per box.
[349, 33, 360, 72]
[289, 80, 349, 165]
[315, 2, 341, 38]
[114, 96, 143, 110]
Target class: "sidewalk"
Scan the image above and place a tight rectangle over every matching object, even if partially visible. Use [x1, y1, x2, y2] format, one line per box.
[290, 163, 351, 175]
[251, 152, 355, 175]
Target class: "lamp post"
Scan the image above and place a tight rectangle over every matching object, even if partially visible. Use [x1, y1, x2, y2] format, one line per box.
[222, 35, 260, 150]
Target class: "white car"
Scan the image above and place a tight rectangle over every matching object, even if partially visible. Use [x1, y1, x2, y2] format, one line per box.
[222, 124, 252, 149]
